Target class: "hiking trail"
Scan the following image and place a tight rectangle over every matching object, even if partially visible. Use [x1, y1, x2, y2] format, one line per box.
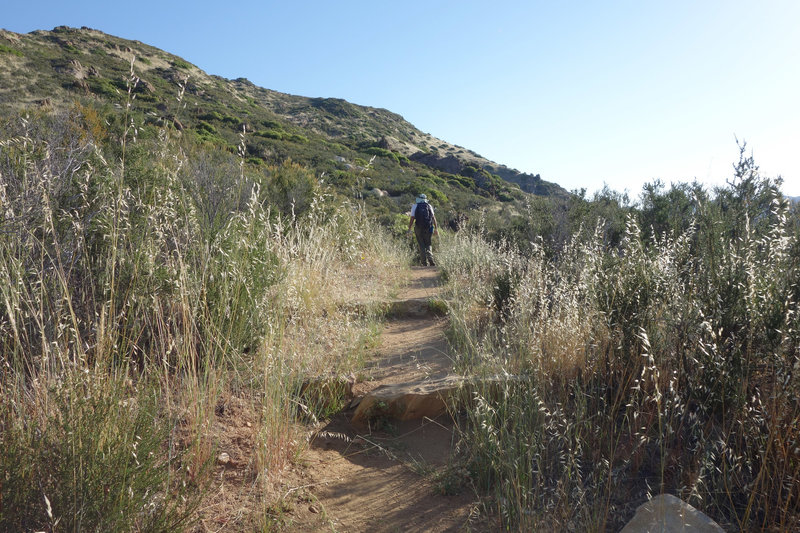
[286, 266, 487, 532]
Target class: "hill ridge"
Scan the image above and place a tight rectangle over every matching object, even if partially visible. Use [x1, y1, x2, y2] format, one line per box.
[0, 25, 567, 205]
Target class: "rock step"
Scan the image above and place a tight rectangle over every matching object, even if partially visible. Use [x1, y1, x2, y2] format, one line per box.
[384, 297, 447, 318]
[351, 374, 515, 426]
[351, 376, 460, 425]
[340, 298, 447, 319]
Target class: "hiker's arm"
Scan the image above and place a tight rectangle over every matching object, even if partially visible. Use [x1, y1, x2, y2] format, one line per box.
[432, 213, 439, 235]
[407, 216, 414, 233]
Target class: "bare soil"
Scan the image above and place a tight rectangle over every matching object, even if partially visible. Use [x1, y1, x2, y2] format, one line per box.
[284, 266, 490, 532]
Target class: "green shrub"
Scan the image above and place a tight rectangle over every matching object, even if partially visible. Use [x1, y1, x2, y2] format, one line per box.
[285, 133, 308, 144]
[260, 119, 283, 130]
[497, 191, 514, 202]
[255, 129, 283, 140]
[310, 97, 361, 118]
[0, 375, 200, 532]
[198, 111, 224, 122]
[222, 114, 242, 126]
[363, 146, 408, 165]
[196, 121, 216, 134]
[328, 170, 357, 188]
[88, 77, 119, 97]
[365, 146, 393, 158]
[446, 174, 475, 190]
[172, 58, 191, 70]
[262, 160, 318, 216]
[0, 44, 23, 57]
[409, 181, 448, 205]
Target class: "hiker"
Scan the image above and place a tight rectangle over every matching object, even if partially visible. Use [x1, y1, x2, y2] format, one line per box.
[407, 193, 439, 266]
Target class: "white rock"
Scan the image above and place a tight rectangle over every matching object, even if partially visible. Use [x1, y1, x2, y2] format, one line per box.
[620, 494, 725, 533]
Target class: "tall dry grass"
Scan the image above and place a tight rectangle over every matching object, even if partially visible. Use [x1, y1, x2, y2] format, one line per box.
[438, 172, 799, 531]
[0, 64, 407, 530]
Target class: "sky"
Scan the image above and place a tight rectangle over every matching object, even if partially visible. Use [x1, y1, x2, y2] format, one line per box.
[4, 1, 799, 197]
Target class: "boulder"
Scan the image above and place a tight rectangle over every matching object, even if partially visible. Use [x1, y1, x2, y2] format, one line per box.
[137, 78, 156, 93]
[352, 375, 464, 425]
[620, 494, 725, 533]
[351, 373, 517, 426]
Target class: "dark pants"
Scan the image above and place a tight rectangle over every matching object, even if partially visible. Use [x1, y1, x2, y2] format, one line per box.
[414, 224, 435, 266]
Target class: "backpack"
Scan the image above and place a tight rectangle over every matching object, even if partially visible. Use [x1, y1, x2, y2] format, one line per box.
[415, 201, 433, 229]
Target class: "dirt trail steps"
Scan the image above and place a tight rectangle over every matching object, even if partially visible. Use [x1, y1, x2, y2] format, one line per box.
[286, 267, 488, 532]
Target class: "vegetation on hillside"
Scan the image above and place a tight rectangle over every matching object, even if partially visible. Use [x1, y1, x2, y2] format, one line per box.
[0, 26, 567, 240]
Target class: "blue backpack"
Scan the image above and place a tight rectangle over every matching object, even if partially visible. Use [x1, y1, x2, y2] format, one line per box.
[415, 201, 433, 229]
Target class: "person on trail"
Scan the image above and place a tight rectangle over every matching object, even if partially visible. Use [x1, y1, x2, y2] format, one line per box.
[407, 193, 439, 266]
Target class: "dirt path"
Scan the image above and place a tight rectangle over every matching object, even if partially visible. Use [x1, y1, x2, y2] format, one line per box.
[285, 267, 486, 532]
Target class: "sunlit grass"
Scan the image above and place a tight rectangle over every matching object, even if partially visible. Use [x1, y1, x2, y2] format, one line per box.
[438, 188, 800, 531]
[0, 65, 408, 529]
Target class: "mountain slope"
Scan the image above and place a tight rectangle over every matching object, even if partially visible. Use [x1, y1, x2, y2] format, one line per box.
[0, 26, 567, 224]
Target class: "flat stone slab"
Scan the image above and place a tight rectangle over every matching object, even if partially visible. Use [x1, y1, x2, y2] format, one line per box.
[384, 297, 446, 318]
[620, 494, 725, 533]
[339, 297, 446, 319]
[351, 375, 464, 425]
[351, 373, 517, 426]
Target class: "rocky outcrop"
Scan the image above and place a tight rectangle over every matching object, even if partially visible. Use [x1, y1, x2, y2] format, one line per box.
[377, 135, 420, 155]
[409, 152, 464, 175]
[620, 494, 725, 533]
[137, 78, 156, 94]
[53, 59, 87, 79]
[0, 30, 22, 44]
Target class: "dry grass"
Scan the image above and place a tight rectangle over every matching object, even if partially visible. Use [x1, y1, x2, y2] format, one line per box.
[438, 191, 800, 531]
[0, 66, 409, 530]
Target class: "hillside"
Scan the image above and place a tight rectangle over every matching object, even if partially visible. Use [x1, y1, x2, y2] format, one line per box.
[0, 26, 566, 228]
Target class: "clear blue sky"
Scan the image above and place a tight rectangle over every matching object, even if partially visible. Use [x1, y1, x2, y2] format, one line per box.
[5, 1, 799, 197]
